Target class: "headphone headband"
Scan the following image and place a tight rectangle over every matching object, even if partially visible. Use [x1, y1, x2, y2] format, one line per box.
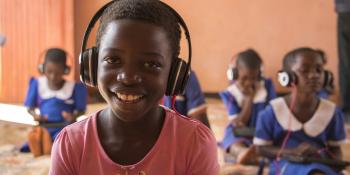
[38, 48, 72, 74]
[80, 1, 115, 54]
[80, 0, 192, 84]
[80, 0, 192, 96]
[157, 1, 192, 69]
[80, 1, 116, 81]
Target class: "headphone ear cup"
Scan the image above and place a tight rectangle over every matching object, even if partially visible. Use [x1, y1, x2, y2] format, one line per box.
[323, 70, 334, 88]
[166, 58, 189, 96]
[226, 68, 234, 81]
[226, 68, 238, 81]
[80, 47, 98, 87]
[259, 70, 263, 80]
[232, 68, 238, 80]
[38, 64, 44, 74]
[64, 66, 71, 75]
[278, 71, 297, 87]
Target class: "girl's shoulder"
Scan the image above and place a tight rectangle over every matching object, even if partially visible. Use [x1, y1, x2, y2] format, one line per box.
[73, 81, 86, 89]
[51, 112, 98, 173]
[160, 107, 219, 173]
[162, 106, 215, 141]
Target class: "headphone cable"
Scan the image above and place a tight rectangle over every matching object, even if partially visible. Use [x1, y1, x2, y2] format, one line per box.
[171, 95, 184, 117]
[275, 83, 297, 175]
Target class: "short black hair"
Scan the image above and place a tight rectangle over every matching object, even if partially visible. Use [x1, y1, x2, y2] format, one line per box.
[96, 0, 181, 57]
[236, 48, 263, 69]
[282, 47, 321, 71]
[44, 48, 67, 66]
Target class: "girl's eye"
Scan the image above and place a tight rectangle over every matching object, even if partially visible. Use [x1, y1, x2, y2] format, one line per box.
[299, 68, 308, 73]
[144, 61, 162, 70]
[104, 56, 121, 64]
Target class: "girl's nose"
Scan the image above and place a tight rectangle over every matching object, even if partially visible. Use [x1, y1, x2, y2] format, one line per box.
[116, 72, 142, 85]
[309, 69, 322, 79]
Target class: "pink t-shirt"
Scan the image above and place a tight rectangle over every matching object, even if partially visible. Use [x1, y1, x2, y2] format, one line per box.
[50, 107, 219, 175]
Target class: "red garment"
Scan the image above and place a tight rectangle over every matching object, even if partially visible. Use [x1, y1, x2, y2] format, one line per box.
[50, 108, 219, 175]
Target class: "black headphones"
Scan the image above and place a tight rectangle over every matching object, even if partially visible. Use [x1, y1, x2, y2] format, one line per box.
[79, 0, 192, 96]
[38, 49, 71, 75]
[277, 70, 334, 88]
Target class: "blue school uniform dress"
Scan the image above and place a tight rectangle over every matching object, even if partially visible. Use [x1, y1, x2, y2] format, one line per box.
[317, 89, 331, 99]
[254, 97, 347, 175]
[219, 78, 277, 150]
[20, 76, 87, 152]
[163, 72, 206, 116]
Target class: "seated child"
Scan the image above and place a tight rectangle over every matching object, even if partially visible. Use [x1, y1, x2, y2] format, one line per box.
[20, 48, 87, 156]
[163, 70, 211, 128]
[50, 1, 219, 174]
[315, 49, 335, 99]
[254, 47, 346, 175]
[219, 49, 277, 164]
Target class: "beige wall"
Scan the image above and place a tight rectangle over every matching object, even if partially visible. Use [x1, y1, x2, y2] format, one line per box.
[0, 0, 74, 103]
[74, 0, 339, 98]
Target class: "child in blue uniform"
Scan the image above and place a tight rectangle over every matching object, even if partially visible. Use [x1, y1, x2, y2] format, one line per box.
[20, 48, 87, 153]
[163, 71, 211, 128]
[219, 49, 277, 164]
[315, 49, 335, 99]
[254, 47, 346, 175]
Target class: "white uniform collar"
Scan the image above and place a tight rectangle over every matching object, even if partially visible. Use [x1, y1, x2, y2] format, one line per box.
[38, 76, 75, 100]
[270, 97, 336, 137]
[226, 80, 267, 107]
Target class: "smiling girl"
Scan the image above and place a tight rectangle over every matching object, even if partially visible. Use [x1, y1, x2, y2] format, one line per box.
[49, 1, 219, 175]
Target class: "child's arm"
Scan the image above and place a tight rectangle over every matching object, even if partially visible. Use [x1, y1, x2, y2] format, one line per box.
[256, 142, 320, 159]
[27, 108, 48, 122]
[327, 146, 342, 160]
[62, 82, 88, 123]
[325, 108, 346, 160]
[233, 85, 255, 127]
[24, 78, 48, 122]
[62, 110, 85, 123]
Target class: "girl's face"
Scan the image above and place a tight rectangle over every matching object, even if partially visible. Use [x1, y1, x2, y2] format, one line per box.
[97, 19, 172, 122]
[43, 61, 65, 88]
[292, 52, 324, 93]
[237, 65, 260, 88]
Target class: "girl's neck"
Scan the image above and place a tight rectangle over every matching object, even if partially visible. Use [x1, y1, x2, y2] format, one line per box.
[47, 79, 65, 90]
[293, 90, 318, 106]
[287, 90, 319, 123]
[106, 106, 165, 139]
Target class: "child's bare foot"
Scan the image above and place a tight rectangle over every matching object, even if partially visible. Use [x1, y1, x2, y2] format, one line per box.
[228, 143, 247, 160]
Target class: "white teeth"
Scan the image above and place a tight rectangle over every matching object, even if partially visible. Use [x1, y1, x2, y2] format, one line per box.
[127, 95, 132, 101]
[116, 93, 142, 102]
